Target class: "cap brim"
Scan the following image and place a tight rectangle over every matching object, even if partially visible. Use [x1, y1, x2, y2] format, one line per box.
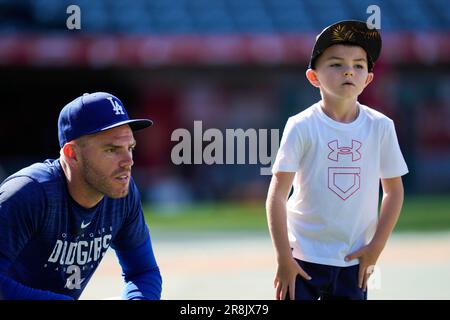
[98, 119, 153, 133]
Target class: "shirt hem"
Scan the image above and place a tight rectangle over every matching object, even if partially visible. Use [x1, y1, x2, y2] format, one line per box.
[380, 169, 409, 179]
[292, 252, 359, 267]
[272, 166, 299, 174]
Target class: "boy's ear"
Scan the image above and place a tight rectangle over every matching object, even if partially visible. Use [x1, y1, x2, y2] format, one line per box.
[364, 72, 374, 87]
[306, 69, 320, 88]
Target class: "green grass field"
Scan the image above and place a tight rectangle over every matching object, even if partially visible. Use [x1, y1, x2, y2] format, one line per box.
[144, 195, 450, 232]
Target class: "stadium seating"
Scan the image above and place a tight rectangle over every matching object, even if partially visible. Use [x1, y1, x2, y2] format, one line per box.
[0, 0, 448, 34]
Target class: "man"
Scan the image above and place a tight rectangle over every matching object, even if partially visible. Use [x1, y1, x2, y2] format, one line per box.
[0, 92, 162, 300]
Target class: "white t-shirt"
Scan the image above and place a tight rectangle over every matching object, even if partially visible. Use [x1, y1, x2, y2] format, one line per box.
[272, 101, 409, 267]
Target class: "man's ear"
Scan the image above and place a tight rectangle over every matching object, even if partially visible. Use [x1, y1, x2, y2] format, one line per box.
[364, 72, 374, 87]
[306, 69, 320, 88]
[62, 143, 79, 162]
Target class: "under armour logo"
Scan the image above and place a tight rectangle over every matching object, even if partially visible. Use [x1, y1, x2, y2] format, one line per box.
[328, 140, 362, 162]
[107, 97, 125, 115]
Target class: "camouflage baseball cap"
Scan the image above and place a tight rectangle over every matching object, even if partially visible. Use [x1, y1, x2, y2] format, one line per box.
[308, 20, 382, 72]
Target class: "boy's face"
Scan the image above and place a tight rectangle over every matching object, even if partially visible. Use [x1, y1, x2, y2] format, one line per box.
[306, 44, 374, 100]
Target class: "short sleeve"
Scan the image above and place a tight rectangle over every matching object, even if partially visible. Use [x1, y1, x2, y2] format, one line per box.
[111, 180, 150, 251]
[380, 120, 409, 179]
[272, 117, 304, 174]
[0, 177, 46, 269]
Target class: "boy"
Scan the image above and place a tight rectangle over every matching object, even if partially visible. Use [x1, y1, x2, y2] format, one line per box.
[266, 20, 408, 300]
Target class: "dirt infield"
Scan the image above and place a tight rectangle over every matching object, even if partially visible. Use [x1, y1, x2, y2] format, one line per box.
[80, 231, 450, 300]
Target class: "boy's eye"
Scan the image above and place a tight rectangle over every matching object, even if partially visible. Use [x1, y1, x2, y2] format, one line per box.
[330, 63, 341, 67]
[355, 64, 364, 69]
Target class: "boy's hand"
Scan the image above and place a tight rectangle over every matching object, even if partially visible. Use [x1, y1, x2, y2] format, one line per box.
[345, 243, 383, 291]
[274, 258, 312, 300]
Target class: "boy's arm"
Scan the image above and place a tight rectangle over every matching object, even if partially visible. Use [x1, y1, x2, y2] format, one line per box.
[372, 177, 405, 251]
[345, 176, 404, 290]
[266, 172, 311, 300]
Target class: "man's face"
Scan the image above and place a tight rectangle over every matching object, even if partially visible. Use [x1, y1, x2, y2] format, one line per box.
[76, 125, 136, 199]
[313, 44, 373, 100]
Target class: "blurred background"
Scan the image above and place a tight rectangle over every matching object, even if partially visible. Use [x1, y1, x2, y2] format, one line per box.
[0, 0, 449, 299]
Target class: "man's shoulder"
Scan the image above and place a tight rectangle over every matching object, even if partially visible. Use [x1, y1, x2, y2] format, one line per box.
[2, 159, 63, 186]
[0, 160, 64, 203]
[0, 175, 43, 203]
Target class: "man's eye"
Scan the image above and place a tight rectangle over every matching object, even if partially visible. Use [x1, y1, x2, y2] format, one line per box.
[129, 146, 135, 152]
[105, 149, 115, 153]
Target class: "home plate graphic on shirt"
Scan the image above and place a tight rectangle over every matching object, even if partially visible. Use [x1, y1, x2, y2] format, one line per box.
[327, 139, 362, 200]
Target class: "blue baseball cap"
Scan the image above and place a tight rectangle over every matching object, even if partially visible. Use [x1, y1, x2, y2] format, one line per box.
[58, 92, 153, 148]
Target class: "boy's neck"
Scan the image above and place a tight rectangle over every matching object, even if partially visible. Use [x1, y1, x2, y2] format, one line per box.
[320, 96, 359, 123]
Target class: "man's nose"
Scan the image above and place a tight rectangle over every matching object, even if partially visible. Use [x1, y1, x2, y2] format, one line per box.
[120, 150, 134, 168]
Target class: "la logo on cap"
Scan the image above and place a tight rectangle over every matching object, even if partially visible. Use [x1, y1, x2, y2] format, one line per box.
[107, 96, 125, 115]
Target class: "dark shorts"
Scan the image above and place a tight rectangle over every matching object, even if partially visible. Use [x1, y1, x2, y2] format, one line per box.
[286, 259, 367, 300]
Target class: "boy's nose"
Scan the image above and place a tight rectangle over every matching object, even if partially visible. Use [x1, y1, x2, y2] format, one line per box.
[344, 70, 353, 77]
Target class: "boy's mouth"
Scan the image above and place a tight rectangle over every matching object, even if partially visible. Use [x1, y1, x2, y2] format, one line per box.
[342, 81, 355, 86]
